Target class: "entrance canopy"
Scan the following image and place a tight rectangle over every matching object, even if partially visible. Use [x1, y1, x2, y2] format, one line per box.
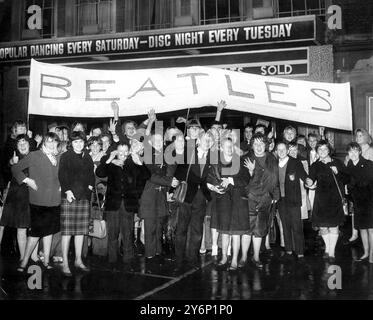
[28, 59, 352, 131]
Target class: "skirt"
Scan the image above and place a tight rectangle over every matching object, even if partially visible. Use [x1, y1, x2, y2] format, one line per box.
[247, 193, 272, 237]
[60, 199, 90, 235]
[29, 204, 60, 237]
[0, 179, 30, 228]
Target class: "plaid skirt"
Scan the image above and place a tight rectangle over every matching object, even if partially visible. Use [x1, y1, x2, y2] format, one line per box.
[60, 199, 90, 235]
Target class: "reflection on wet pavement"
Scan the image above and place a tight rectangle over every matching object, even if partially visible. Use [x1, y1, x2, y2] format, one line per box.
[1, 220, 373, 300]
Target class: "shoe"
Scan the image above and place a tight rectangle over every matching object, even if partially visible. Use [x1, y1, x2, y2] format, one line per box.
[212, 255, 219, 263]
[62, 266, 72, 277]
[328, 256, 336, 264]
[228, 264, 238, 271]
[216, 260, 228, 270]
[322, 252, 329, 260]
[355, 256, 369, 262]
[74, 263, 90, 272]
[16, 265, 26, 273]
[42, 263, 53, 270]
[251, 258, 263, 269]
[199, 248, 207, 255]
[238, 260, 246, 268]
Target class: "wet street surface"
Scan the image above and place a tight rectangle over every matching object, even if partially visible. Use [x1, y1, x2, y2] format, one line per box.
[1, 219, 373, 300]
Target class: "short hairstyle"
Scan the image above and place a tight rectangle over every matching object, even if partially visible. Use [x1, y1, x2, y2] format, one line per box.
[244, 122, 254, 130]
[71, 121, 86, 133]
[316, 140, 332, 153]
[283, 125, 297, 134]
[12, 120, 26, 129]
[275, 140, 289, 150]
[100, 133, 112, 145]
[355, 128, 372, 145]
[288, 141, 298, 149]
[346, 142, 362, 153]
[117, 141, 131, 150]
[87, 136, 102, 147]
[250, 132, 268, 148]
[42, 132, 60, 145]
[254, 124, 267, 134]
[15, 133, 30, 144]
[122, 120, 137, 130]
[70, 130, 87, 142]
[308, 133, 318, 139]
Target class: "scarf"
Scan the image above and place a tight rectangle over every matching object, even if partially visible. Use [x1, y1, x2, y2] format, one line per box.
[279, 156, 289, 168]
[42, 144, 57, 166]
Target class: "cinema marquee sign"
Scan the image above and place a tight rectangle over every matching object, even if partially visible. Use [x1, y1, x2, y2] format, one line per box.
[0, 15, 320, 63]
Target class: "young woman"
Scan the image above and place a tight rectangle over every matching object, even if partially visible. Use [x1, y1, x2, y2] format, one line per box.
[58, 131, 95, 276]
[13, 133, 61, 272]
[0, 135, 38, 261]
[346, 128, 373, 243]
[307, 140, 347, 262]
[345, 142, 373, 263]
[242, 133, 279, 268]
[207, 138, 250, 270]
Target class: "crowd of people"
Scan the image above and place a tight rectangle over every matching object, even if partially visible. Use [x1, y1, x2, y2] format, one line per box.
[0, 100, 373, 279]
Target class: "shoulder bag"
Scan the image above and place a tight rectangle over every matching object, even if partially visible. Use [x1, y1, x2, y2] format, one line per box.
[331, 169, 349, 216]
[172, 149, 195, 204]
[89, 187, 107, 239]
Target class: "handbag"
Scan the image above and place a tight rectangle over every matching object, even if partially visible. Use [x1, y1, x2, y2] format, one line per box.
[331, 169, 348, 216]
[89, 187, 107, 239]
[172, 149, 195, 204]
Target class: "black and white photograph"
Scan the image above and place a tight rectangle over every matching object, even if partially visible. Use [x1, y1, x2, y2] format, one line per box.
[0, 0, 373, 309]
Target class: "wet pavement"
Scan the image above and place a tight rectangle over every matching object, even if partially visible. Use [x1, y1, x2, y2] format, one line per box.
[1, 219, 373, 300]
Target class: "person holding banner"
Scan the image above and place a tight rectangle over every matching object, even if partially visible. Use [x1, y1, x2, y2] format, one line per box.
[242, 132, 280, 268]
[306, 140, 348, 263]
[13, 132, 61, 272]
[58, 131, 95, 276]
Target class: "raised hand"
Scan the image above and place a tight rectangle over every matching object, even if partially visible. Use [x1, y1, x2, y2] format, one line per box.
[148, 108, 157, 122]
[176, 117, 187, 124]
[27, 130, 33, 139]
[11, 151, 19, 165]
[111, 101, 119, 119]
[217, 100, 227, 113]
[106, 150, 118, 164]
[244, 158, 256, 173]
[108, 118, 117, 134]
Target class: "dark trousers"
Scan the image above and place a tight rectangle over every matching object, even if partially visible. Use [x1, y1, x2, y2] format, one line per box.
[278, 198, 304, 255]
[106, 200, 134, 263]
[175, 189, 207, 264]
[143, 216, 166, 258]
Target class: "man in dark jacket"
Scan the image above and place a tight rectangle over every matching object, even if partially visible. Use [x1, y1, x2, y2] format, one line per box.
[174, 131, 213, 269]
[276, 141, 308, 259]
[96, 142, 142, 268]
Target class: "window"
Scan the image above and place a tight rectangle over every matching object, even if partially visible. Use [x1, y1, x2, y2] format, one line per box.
[275, 0, 326, 21]
[134, 0, 172, 31]
[22, 0, 55, 39]
[75, 0, 115, 35]
[200, 0, 241, 25]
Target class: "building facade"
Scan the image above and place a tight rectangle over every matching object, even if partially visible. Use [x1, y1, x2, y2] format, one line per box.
[0, 0, 371, 154]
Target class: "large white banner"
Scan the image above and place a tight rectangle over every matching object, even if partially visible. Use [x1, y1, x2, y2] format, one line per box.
[28, 59, 352, 130]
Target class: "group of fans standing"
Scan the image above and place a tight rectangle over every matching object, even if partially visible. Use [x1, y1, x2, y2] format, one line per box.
[0, 100, 373, 278]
